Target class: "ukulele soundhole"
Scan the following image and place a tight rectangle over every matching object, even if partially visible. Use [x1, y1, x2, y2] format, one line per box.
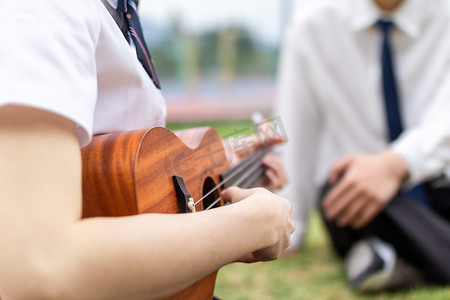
[202, 177, 221, 210]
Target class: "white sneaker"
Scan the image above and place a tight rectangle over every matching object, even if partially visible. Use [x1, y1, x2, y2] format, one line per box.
[345, 237, 396, 292]
[344, 237, 424, 292]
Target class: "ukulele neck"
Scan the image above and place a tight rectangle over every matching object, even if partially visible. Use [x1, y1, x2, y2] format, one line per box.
[221, 147, 268, 189]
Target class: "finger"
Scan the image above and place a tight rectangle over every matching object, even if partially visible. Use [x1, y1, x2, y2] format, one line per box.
[221, 186, 263, 204]
[324, 182, 361, 221]
[329, 156, 352, 183]
[261, 169, 278, 192]
[250, 135, 285, 153]
[257, 135, 285, 147]
[263, 153, 287, 181]
[336, 196, 367, 227]
[351, 203, 381, 229]
[259, 156, 279, 191]
[255, 122, 285, 147]
[322, 175, 352, 211]
[262, 152, 279, 169]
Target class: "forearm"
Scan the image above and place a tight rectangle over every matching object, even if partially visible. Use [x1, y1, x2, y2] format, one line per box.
[391, 71, 450, 185]
[71, 202, 271, 299]
[1, 199, 273, 300]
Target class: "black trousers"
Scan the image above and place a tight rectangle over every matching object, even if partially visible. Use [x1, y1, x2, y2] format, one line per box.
[319, 182, 450, 285]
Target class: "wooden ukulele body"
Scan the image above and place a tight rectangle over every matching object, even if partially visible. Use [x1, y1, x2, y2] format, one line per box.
[81, 127, 230, 300]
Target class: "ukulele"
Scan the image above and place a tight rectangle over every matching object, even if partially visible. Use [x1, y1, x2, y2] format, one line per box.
[81, 126, 267, 300]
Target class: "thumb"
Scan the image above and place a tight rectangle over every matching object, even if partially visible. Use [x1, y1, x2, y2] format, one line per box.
[221, 186, 259, 204]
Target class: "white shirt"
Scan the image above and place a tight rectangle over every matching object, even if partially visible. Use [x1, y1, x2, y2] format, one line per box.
[0, 0, 166, 147]
[277, 0, 450, 248]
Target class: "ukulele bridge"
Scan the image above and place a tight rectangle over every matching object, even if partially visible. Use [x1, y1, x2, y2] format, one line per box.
[173, 176, 196, 213]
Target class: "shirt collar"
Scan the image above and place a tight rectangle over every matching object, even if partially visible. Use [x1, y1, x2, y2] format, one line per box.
[349, 0, 431, 38]
[106, 0, 119, 9]
[108, 0, 127, 13]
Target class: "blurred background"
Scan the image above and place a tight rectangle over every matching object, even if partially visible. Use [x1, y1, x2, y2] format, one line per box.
[139, 0, 314, 123]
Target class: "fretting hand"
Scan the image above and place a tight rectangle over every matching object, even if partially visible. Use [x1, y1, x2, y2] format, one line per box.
[225, 133, 287, 192]
[260, 152, 288, 192]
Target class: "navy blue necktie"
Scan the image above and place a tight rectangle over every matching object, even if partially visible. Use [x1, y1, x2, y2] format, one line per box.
[378, 20, 428, 207]
[118, 0, 161, 89]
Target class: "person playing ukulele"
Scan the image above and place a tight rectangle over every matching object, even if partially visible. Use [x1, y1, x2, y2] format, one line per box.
[0, 0, 294, 299]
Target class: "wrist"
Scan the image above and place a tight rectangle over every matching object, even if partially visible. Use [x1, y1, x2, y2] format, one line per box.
[381, 150, 409, 183]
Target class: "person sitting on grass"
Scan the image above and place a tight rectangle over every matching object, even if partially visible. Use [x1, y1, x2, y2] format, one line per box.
[277, 0, 450, 292]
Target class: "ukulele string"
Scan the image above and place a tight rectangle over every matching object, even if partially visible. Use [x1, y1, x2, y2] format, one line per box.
[193, 148, 267, 206]
[194, 148, 266, 205]
[204, 162, 266, 211]
[236, 165, 266, 189]
[204, 165, 266, 211]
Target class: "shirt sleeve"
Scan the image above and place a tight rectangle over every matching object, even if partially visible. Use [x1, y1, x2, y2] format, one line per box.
[275, 21, 323, 249]
[0, 0, 101, 146]
[392, 69, 450, 186]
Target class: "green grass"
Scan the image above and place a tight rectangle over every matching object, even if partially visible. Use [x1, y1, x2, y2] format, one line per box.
[215, 212, 450, 299]
[166, 119, 255, 138]
[166, 120, 450, 299]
